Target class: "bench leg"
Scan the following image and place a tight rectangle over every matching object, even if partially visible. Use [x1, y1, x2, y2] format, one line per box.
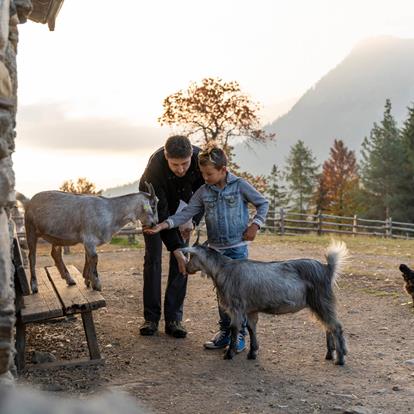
[81, 311, 101, 360]
[15, 317, 26, 372]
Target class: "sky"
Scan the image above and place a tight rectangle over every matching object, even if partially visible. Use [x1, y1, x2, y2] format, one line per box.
[13, 0, 414, 196]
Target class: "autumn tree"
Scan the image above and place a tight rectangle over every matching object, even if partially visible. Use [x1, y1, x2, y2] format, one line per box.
[159, 77, 274, 159]
[60, 177, 102, 195]
[285, 140, 319, 213]
[314, 140, 360, 216]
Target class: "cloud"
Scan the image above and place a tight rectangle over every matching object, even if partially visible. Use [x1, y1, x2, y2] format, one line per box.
[16, 103, 167, 152]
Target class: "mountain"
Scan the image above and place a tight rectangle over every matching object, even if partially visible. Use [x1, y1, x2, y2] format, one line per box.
[102, 180, 139, 197]
[235, 36, 414, 175]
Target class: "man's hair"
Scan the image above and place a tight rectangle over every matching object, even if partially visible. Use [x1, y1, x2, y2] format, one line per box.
[198, 145, 228, 169]
[164, 135, 193, 159]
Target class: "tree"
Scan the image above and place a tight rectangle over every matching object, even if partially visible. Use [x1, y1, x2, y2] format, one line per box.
[159, 77, 274, 158]
[266, 164, 288, 212]
[314, 140, 360, 216]
[360, 99, 404, 219]
[285, 140, 319, 213]
[395, 104, 414, 221]
[60, 177, 102, 195]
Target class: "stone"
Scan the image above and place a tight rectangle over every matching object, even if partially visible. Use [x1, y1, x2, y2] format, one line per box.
[31, 351, 57, 364]
[0, 0, 10, 55]
[343, 407, 372, 414]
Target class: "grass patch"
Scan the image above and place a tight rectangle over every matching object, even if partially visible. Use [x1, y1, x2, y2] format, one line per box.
[256, 232, 414, 257]
[110, 236, 142, 248]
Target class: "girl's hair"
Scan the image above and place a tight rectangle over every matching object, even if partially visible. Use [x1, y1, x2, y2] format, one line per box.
[198, 144, 228, 169]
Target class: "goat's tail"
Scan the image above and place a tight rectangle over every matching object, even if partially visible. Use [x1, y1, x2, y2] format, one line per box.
[325, 240, 349, 284]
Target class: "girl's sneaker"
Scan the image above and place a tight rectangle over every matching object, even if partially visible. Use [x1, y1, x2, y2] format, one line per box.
[204, 329, 230, 349]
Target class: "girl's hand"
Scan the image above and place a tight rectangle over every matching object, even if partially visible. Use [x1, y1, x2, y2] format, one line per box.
[243, 223, 260, 241]
[143, 222, 169, 235]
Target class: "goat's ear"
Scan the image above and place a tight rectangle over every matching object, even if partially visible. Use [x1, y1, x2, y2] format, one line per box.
[180, 247, 195, 254]
[400, 264, 410, 274]
[192, 228, 201, 246]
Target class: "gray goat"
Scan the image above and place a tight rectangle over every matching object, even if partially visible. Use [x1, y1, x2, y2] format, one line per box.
[182, 241, 348, 364]
[25, 184, 158, 294]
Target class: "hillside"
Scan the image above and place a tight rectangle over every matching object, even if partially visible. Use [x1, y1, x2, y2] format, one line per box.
[235, 36, 414, 175]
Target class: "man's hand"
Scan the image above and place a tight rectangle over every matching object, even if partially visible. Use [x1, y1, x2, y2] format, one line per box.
[173, 249, 188, 275]
[243, 223, 260, 241]
[143, 221, 169, 235]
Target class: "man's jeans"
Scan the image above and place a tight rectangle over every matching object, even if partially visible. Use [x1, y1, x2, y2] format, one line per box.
[217, 245, 248, 333]
[143, 233, 187, 322]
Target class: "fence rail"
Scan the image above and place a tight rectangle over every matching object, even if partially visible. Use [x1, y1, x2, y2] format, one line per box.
[264, 209, 414, 239]
[13, 208, 414, 247]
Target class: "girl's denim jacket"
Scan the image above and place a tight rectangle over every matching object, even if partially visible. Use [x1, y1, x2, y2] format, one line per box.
[165, 173, 269, 248]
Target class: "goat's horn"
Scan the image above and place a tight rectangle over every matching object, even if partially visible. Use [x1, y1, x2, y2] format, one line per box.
[145, 181, 155, 197]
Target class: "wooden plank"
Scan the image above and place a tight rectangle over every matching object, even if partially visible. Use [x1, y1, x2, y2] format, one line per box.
[21, 268, 63, 323]
[13, 237, 30, 296]
[23, 358, 105, 371]
[66, 265, 106, 310]
[46, 266, 105, 314]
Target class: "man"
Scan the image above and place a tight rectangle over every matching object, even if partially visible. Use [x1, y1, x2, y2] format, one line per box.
[138, 135, 203, 338]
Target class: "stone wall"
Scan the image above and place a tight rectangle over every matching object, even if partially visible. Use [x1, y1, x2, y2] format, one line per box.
[0, 0, 32, 386]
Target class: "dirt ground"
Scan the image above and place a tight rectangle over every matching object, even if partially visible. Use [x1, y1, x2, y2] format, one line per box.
[18, 235, 414, 414]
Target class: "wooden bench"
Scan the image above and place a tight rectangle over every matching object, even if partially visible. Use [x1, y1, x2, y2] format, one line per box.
[14, 241, 106, 371]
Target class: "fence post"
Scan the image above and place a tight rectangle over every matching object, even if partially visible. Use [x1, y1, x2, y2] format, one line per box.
[385, 217, 392, 238]
[317, 210, 322, 236]
[352, 215, 357, 237]
[279, 208, 285, 235]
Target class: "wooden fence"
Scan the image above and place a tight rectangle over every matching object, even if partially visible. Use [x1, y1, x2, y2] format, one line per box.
[13, 209, 414, 248]
[263, 209, 414, 239]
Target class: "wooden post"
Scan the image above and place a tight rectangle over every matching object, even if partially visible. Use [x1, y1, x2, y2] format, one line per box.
[279, 208, 285, 235]
[317, 210, 322, 236]
[388, 217, 392, 238]
[352, 215, 357, 237]
[81, 311, 101, 360]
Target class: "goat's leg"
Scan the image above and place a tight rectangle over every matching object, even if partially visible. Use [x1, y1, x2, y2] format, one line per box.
[314, 307, 347, 365]
[246, 312, 259, 360]
[51, 245, 76, 285]
[224, 312, 242, 360]
[325, 331, 335, 360]
[82, 252, 91, 287]
[84, 243, 101, 291]
[26, 224, 38, 294]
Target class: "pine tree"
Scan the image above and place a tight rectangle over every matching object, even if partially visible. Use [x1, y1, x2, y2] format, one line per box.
[266, 164, 288, 212]
[315, 140, 360, 216]
[285, 140, 319, 213]
[396, 104, 414, 221]
[360, 99, 404, 219]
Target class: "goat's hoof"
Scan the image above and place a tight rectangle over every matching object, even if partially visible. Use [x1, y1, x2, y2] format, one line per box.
[92, 285, 102, 292]
[67, 278, 76, 286]
[31, 286, 38, 294]
[247, 351, 257, 360]
[335, 357, 345, 366]
[223, 351, 234, 360]
[325, 352, 333, 360]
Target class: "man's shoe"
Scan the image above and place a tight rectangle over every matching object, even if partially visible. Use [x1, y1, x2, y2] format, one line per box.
[204, 329, 231, 349]
[235, 333, 246, 353]
[165, 321, 187, 338]
[139, 320, 158, 336]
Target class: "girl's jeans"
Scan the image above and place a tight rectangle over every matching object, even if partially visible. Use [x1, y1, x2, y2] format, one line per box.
[217, 245, 248, 333]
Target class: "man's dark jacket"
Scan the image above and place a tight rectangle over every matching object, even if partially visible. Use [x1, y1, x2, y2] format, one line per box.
[139, 145, 204, 251]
